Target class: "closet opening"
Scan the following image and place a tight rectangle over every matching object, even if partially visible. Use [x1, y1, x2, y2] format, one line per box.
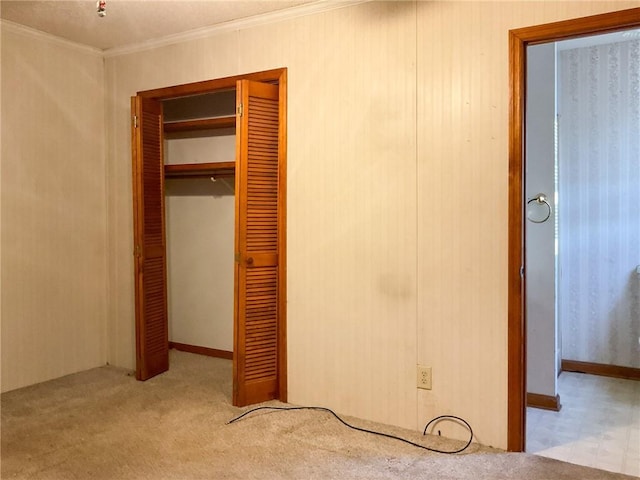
[163, 89, 237, 363]
[131, 68, 287, 407]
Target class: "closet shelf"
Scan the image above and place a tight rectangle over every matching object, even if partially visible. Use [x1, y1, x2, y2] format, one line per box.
[164, 116, 235, 133]
[164, 162, 235, 179]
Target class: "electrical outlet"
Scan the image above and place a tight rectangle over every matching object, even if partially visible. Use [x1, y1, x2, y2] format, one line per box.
[417, 365, 432, 390]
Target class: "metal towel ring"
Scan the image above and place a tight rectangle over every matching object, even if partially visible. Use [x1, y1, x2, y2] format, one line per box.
[527, 193, 552, 223]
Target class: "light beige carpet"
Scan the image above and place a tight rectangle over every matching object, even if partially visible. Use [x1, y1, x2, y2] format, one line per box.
[1, 351, 636, 479]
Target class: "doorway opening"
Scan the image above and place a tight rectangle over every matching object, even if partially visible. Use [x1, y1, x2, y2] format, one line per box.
[508, 9, 640, 452]
[131, 68, 287, 407]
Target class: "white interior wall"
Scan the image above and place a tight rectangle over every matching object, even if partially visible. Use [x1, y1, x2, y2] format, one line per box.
[165, 133, 235, 352]
[0, 24, 107, 392]
[165, 135, 235, 165]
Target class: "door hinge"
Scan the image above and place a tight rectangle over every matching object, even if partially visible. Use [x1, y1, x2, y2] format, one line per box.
[134, 244, 141, 257]
[133, 115, 138, 128]
[237, 103, 243, 117]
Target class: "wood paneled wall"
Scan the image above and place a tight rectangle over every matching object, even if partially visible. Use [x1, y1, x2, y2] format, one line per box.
[1, 25, 107, 392]
[100, 0, 639, 450]
[415, 1, 640, 445]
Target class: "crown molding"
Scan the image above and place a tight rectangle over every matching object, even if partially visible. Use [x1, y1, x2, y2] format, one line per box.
[103, 0, 370, 58]
[0, 19, 103, 56]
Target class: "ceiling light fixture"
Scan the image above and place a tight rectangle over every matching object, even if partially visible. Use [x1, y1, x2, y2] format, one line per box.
[97, 0, 106, 17]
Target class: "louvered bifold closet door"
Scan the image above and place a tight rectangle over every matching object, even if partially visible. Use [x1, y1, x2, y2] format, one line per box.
[234, 80, 281, 406]
[131, 96, 169, 381]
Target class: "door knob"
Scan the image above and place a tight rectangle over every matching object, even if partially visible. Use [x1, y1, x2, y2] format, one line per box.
[246, 257, 254, 265]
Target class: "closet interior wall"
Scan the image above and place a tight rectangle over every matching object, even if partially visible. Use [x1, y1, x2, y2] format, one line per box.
[163, 91, 236, 354]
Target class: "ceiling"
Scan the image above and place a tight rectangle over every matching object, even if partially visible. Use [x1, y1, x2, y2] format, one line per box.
[0, 0, 317, 50]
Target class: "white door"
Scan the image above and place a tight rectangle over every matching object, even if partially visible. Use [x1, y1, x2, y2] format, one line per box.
[525, 42, 559, 403]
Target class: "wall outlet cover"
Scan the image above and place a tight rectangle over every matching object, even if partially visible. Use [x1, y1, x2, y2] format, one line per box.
[417, 365, 432, 390]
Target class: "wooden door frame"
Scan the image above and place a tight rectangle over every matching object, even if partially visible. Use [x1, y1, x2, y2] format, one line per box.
[508, 8, 640, 452]
[135, 67, 288, 402]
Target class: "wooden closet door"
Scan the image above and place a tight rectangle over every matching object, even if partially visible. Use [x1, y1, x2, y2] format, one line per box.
[131, 96, 169, 380]
[233, 80, 282, 406]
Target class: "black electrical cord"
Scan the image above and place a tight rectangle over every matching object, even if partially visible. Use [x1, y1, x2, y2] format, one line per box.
[227, 406, 473, 454]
